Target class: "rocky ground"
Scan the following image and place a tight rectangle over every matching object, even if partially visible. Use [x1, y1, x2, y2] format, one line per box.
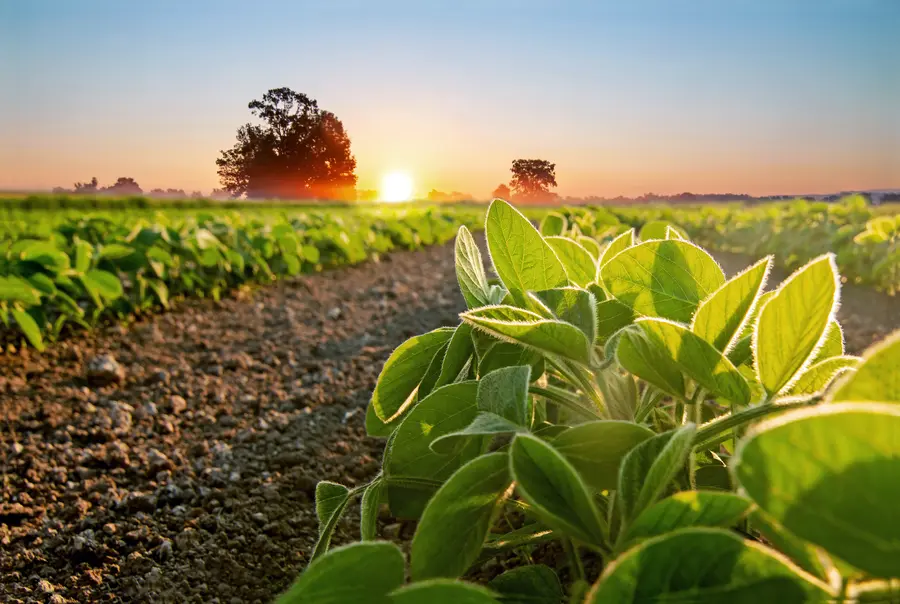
[1, 243, 898, 603]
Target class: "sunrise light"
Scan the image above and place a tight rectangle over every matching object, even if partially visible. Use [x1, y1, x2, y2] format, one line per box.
[380, 171, 414, 202]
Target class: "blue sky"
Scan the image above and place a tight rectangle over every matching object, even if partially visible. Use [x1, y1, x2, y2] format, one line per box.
[1, 0, 897, 196]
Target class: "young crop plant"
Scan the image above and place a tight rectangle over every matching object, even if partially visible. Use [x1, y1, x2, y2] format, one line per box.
[279, 199, 900, 603]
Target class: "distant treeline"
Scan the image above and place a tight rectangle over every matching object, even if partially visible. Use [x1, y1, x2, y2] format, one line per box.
[0, 193, 354, 211]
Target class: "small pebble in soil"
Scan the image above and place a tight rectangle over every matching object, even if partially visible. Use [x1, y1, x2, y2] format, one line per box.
[85, 354, 126, 386]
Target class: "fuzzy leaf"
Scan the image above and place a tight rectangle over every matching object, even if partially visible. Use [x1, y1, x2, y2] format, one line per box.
[462, 306, 592, 365]
[616, 327, 686, 400]
[367, 327, 455, 431]
[692, 256, 770, 353]
[754, 255, 839, 398]
[510, 434, 607, 547]
[489, 565, 563, 604]
[600, 239, 725, 323]
[411, 453, 512, 580]
[636, 318, 751, 405]
[485, 199, 567, 304]
[830, 330, 900, 403]
[597, 228, 635, 269]
[619, 491, 753, 548]
[586, 528, 832, 603]
[277, 542, 404, 604]
[456, 225, 491, 308]
[552, 420, 654, 492]
[618, 425, 697, 527]
[545, 237, 596, 287]
[385, 382, 483, 518]
[733, 403, 900, 578]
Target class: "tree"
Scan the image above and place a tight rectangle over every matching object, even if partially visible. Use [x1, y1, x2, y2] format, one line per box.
[216, 87, 357, 200]
[102, 177, 142, 195]
[491, 184, 511, 200]
[74, 177, 99, 194]
[510, 159, 557, 203]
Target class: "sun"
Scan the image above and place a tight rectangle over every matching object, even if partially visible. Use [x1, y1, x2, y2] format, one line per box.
[380, 171, 414, 202]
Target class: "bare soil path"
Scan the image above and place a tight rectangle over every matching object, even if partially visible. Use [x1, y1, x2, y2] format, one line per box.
[1, 243, 897, 603]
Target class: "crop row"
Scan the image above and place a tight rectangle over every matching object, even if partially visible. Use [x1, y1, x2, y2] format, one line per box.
[284, 199, 900, 603]
[600, 195, 900, 294]
[0, 207, 482, 352]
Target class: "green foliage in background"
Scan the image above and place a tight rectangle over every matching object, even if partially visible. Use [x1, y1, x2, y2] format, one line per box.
[0, 203, 482, 351]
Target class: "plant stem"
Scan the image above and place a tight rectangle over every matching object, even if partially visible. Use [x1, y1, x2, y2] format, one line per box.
[692, 396, 822, 450]
[529, 385, 601, 420]
[564, 539, 586, 583]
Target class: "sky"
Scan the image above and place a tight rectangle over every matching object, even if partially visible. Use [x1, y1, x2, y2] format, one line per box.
[1, 0, 898, 198]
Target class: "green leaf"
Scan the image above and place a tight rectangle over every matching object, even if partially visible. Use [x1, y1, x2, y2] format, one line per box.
[74, 240, 93, 273]
[489, 565, 563, 604]
[552, 421, 654, 492]
[638, 220, 685, 242]
[811, 320, 844, 363]
[586, 528, 833, 603]
[461, 306, 592, 365]
[600, 239, 725, 323]
[411, 453, 512, 580]
[692, 256, 771, 353]
[597, 228, 634, 268]
[509, 434, 607, 547]
[615, 327, 686, 400]
[545, 237, 596, 287]
[539, 212, 567, 237]
[20, 241, 70, 273]
[434, 323, 475, 390]
[385, 382, 483, 518]
[456, 225, 491, 308]
[754, 254, 839, 398]
[418, 341, 450, 401]
[431, 412, 526, 455]
[618, 425, 696, 527]
[619, 491, 753, 548]
[578, 236, 603, 261]
[311, 481, 351, 561]
[733, 403, 900, 578]
[636, 318, 751, 405]
[479, 342, 545, 380]
[360, 478, 384, 541]
[529, 287, 597, 344]
[830, 329, 900, 403]
[0, 276, 42, 305]
[485, 199, 567, 305]
[276, 542, 404, 604]
[390, 580, 499, 604]
[12, 309, 45, 351]
[367, 327, 455, 428]
[477, 365, 531, 425]
[596, 299, 637, 344]
[83, 269, 124, 300]
[748, 508, 830, 582]
[785, 356, 860, 397]
[99, 243, 135, 260]
[26, 273, 56, 296]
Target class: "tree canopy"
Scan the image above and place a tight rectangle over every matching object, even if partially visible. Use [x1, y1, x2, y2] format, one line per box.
[216, 88, 357, 200]
[510, 159, 556, 203]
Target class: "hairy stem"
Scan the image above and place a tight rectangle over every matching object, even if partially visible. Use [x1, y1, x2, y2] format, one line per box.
[692, 396, 822, 450]
[529, 385, 601, 420]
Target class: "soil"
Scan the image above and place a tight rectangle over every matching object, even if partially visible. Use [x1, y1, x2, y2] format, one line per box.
[2, 243, 898, 603]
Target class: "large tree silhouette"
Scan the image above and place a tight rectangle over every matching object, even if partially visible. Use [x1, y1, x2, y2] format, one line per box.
[510, 159, 556, 203]
[216, 88, 357, 200]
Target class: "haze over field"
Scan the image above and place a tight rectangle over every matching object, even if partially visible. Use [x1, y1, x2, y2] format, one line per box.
[1, 0, 898, 198]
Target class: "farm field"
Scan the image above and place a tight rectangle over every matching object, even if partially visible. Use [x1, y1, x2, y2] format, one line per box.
[2, 198, 900, 602]
[2, 194, 898, 353]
